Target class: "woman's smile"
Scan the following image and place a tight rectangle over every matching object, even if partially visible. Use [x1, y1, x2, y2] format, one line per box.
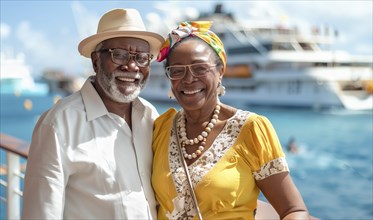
[182, 88, 204, 95]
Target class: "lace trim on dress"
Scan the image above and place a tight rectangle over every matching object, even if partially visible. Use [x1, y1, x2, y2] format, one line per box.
[166, 110, 251, 219]
[252, 157, 289, 181]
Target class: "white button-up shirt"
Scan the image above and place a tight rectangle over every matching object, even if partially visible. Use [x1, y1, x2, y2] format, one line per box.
[22, 77, 159, 219]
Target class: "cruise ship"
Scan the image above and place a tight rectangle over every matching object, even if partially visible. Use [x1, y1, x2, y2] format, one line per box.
[142, 4, 373, 110]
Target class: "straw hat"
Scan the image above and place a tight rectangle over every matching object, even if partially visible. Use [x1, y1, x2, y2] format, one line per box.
[78, 8, 164, 60]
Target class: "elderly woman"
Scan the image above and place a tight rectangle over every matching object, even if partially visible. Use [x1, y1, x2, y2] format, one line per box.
[152, 21, 310, 219]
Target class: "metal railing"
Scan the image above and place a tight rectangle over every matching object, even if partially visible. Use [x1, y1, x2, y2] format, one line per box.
[0, 133, 29, 220]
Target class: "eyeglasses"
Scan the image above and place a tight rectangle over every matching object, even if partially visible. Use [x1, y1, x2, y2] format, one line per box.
[165, 63, 217, 80]
[97, 48, 153, 67]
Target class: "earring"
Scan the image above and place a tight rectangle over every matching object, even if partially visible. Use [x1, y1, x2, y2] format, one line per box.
[217, 82, 226, 97]
[168, 89, 175, 99]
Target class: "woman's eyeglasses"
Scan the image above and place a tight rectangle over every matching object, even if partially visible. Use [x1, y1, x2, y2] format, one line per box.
[165, 63, 217, 80]
[97, 48, 153, 67]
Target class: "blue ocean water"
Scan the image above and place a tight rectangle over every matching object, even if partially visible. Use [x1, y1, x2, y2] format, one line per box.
[1, 95, 372, 219]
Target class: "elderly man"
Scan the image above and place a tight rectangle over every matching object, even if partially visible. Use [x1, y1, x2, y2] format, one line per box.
[22, 8, 164, 219]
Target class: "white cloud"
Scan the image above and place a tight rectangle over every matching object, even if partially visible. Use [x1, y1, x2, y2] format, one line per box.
[15, 21, 85, 76]
[16, 21, 53, 57]
[355, 43, 373, 55]
[70, 1, 99, 39]
[0, 22, 11, 39]
[146, 12, 164, 34]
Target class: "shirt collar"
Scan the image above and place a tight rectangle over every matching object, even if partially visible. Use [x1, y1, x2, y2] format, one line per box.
[81, 76, 108, 121]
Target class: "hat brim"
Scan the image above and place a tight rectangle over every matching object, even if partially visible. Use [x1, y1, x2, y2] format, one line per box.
[78, 31, 164, 61]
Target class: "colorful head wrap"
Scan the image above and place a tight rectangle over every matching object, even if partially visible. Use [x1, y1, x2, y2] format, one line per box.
[157, 21, 227, 72]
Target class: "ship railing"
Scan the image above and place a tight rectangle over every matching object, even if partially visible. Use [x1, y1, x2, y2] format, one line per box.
[0, 133, 29, 220]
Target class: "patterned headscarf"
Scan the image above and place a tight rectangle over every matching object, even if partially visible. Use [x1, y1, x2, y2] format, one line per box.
[157, 21, 227, 72]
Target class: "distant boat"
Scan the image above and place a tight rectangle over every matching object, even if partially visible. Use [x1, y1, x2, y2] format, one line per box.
[0, 53, 61, 115]
[142, 4, 373, 110]
[0, 52, 49, 96]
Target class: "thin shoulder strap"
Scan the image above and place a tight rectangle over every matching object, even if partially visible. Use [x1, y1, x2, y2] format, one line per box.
[173, 111, 203, 220]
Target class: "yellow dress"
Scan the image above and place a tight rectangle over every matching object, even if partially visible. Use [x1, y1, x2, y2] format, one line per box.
[152, 108, 288, 220]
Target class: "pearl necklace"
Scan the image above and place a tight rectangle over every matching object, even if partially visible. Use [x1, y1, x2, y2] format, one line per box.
[179, 104, 221, 160]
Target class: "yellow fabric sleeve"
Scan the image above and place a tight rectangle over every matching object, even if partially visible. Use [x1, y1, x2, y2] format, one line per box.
[237, 114, 285, 172]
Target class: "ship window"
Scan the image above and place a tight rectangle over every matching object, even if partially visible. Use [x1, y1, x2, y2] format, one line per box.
[272, 42, 294, 51]
[288, 80, 301, 94]
[228, 46, 260, 55]
[314, 63, 328, 67]
[299, 43, 313, 51]
[262, 43, 272, 51]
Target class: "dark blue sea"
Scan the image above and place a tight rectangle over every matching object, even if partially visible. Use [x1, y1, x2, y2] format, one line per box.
[1, 94, 372, 219]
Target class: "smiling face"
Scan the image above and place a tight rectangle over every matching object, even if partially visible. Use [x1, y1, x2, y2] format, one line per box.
[167, 38, 223, 111]
[91, 37, 151, 103]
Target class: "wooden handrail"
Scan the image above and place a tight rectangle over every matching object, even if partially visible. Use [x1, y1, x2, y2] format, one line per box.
[0, 133, 29, 159]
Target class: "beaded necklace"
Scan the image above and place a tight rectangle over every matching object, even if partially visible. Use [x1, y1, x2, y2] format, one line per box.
[179, 104, 221, 160]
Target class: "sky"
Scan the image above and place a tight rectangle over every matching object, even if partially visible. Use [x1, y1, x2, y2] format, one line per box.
[1, 0, 372, 77]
